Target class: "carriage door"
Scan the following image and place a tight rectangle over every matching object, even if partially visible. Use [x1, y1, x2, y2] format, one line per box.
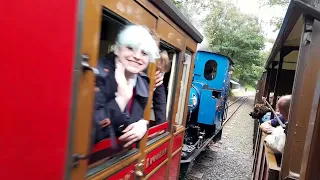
[175, 52, 192, 125]
[68, 0, 102, 179]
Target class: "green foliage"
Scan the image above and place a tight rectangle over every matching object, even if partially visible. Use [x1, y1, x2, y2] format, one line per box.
[259, 0, 290, 31]
[259, 0, 289, 6]
[170, 0, 210, 27]
[171, 0, 182, 7]
[171, 0, 268, 87]
[204, 1, 265, 86]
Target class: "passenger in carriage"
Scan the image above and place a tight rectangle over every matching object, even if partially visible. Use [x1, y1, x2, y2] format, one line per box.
[259, 95, 292, 134]
[153, 50, 171, 125]
[260, 93, 276, 123]
[93, 25, 160, 148]
[150, 30, 171, 125]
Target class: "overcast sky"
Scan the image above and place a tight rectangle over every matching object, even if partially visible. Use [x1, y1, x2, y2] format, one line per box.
[196, 0, 288, 51]
[234, 0, 287, 50]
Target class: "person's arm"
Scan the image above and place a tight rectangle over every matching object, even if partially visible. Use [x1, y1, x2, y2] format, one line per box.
[259, 120, 274, 134]
[118, 76, 150, 147]
[153, 84, 167, 124]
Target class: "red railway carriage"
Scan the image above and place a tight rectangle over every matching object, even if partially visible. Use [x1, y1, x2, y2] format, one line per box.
[0, 0, 203, 179]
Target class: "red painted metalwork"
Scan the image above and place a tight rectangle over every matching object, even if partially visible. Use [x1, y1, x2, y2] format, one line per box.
[106, 162, 135, 180]
[145, 141, 169, 174]
[149, 162, 167, 180]
[0, 1, 78, 180]
[169, 152, 182, 180]
[173, 133, 183, 152]
[93, 139, 136, 153]
[148, 121, 169, 137]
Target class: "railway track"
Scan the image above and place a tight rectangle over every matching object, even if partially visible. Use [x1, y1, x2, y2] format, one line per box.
[223, 96, 248, 126]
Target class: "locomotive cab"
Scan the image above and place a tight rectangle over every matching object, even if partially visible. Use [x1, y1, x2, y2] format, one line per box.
[182, 51, 233, 161]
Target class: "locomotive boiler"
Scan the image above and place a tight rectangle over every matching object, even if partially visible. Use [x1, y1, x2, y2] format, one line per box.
[181, 51, 233, 165]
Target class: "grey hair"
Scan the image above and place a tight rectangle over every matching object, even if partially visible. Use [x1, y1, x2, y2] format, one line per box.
[115, 25, 160, 62]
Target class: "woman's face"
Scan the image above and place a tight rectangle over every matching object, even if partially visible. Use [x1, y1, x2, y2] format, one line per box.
[115, 45, 150, 74]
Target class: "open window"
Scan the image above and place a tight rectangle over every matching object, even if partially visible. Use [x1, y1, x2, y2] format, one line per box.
[148, 42, 180, 141]
[204, 60, 218, 80]
[87, 9, 139, 170]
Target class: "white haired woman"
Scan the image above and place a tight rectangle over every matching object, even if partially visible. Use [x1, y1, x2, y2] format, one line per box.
[93, 25, 159, 148]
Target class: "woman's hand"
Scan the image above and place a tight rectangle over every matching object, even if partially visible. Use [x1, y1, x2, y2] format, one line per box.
[118, 120, 148, 147]
[155, 70, 164, 88]
[115, 61, 134, 111]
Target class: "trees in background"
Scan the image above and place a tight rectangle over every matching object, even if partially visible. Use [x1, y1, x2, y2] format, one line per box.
[172, 0, 266, 87]
[259, 0, 290, 31]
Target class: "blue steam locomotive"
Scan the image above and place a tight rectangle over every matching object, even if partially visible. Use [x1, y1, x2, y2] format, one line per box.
[181, 51, 233, 165]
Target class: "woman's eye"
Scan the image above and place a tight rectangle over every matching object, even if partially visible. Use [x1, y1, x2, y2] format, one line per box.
[126, 46, 133, 51]
[141, 51, 148, 56]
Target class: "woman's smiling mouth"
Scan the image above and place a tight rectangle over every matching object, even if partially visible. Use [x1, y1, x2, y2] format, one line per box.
[127, 59, 142, 67]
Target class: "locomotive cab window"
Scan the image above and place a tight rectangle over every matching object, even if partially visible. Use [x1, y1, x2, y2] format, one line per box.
[204, 60, 218, 80]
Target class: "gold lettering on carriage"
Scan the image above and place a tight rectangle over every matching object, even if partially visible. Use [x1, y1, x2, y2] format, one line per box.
[146, 148, 168, 168]
[119, 170, 134, 180]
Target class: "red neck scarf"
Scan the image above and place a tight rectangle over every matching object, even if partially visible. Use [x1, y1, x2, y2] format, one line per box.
[127, 88, 135, 114]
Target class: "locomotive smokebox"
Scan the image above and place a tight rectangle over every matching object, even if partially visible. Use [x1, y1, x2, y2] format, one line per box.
[188, 86, 200, 112]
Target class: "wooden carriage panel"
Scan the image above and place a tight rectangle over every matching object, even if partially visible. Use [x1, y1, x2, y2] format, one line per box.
[72, 0, 102, 179]
[258, 146, 266, 180]
[101, 0, 157, 29]
[300, 73, 320, 180]
[156, 18, 185, 50]
[186, 38, 197, 53]
[281, 18, 320, 178]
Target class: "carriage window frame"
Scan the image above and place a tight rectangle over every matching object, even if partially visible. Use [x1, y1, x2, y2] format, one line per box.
[147, 41, 180, 144]
[175, 51, 193, 126]
[204, 60, 218, 80]
[87, 7, 140, 174]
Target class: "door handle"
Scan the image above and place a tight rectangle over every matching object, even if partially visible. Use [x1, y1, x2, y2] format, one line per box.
[135, 160, 145, 178]
[81, 54, 99, 75]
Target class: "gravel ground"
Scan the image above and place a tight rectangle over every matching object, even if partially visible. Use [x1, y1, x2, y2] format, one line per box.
[186, 96, 255, 180]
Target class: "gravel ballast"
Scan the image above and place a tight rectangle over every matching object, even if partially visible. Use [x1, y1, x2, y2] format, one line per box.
[187, 96, 255, 180]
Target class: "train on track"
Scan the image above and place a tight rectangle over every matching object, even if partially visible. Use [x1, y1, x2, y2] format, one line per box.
[252, 0, 320, 179]
[1, 0, 234, 180]
[180, 51, 233, 175]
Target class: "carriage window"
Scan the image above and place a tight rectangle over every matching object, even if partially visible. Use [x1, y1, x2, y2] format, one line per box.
[204, 60, 218, 80]
[148, 44, 179, 141]
[87, 10, 138, 169]
[175, 52, 192, 126]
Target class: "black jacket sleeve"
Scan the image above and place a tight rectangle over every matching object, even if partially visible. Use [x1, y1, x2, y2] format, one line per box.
[152, 84, 167, 124]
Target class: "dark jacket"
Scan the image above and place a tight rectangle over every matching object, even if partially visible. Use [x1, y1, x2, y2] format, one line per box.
[93, 53, 150, 144]
[152, 84, 167, 124]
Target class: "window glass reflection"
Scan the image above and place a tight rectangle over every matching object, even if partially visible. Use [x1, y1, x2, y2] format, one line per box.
[175, 52, 192, 126]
